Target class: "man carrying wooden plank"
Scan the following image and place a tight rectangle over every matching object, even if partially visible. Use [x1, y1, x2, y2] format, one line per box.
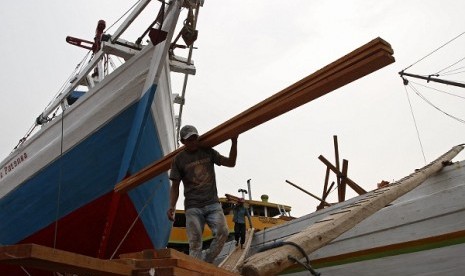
[167, 125, 239, 263]
[233, 198, 253, 249]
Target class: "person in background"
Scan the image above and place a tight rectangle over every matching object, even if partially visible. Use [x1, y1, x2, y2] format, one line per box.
[167, 125, 238, 263]
[233, 197, 253, 249]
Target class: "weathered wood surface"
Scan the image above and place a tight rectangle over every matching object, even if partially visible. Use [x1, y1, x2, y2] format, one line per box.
[114, 37, 395, 193]
[219, 228, 255, 273]
[240, 145, 464, 276]
[0, 244, 132, 276]
[0, 244, 239, 276]
[118, 248, 239, 276]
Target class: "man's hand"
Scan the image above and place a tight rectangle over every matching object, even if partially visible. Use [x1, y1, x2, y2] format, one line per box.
[167, 208, 175, 221]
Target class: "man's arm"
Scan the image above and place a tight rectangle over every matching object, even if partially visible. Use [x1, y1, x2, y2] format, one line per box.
[220, 136, 238, 167]
[167, 180, 180, 221]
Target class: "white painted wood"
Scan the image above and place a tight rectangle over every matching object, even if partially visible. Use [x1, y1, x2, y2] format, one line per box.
[0, 1, 183, 198]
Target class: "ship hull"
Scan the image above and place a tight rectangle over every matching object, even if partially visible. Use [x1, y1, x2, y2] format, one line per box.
[0, 34, 177, 275]
[217, 159, 465, 275]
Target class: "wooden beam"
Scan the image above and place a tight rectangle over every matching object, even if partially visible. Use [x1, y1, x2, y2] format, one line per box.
[118, 248, 239, 276]
[285, 180, 330, 207]
[318, 155, 367, 195]
[114, 37, 395, 193]
[339, 159, 349, 201]
[0, 245, 239, 276]
[0, 244, 132, 276]
[241, 145, 464, 276]
[318, 167, 331, 210]
[334, 135, 343, 201]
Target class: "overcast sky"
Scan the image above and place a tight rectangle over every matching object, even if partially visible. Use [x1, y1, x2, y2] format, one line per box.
[1, 1, 464, 217]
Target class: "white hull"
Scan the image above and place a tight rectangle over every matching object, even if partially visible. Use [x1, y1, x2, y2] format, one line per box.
[0, 0, 184, 257]
[0, 44, 174, 197]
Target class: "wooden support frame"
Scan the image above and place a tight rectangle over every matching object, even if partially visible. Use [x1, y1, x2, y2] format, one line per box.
[0, 245, 239, 276]
[0, 244, 132, 276]
[318, 155, 367, 196]
[317, 167, 333, 210]
[285, 180, 331, 207]
[334, 135, 343, 201]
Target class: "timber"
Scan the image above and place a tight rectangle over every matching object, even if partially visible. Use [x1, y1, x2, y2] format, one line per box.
[0, 244, 132, 276]
[318, 155, 367, 195]
[285, 180, 330, 206]
[0, 244, 239, 276]
[240, 145, 464, 276]
[114, 37, 395, 193]
[219, 228, 255, 273]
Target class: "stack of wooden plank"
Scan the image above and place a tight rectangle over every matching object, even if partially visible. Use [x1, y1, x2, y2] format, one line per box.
[118, 248, 240, 276]
[0, 244, 239, 276]
[115, 37, 395, 193]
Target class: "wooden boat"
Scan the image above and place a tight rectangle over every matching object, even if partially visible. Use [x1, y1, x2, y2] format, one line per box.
[0, 1, 202, 275]
[168, 193, 294, 253]
[214, 145, 465, 275]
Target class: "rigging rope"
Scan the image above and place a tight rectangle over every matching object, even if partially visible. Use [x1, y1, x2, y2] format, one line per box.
[403, 84, 427, 164]
[13, 51, 91, 152]
[408, 83, 465, 124]
[109, 180, 164, 260]
[53, 104, 66, 249]
[105, 0, 142, 33]
[410, 80, 465, 100]
[439, 67, 465, 77]
[402, 31, 465, 72]
[434, 56, 465, 76]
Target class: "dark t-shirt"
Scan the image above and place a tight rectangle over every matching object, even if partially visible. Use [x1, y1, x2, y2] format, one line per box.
[169, 147, 222, 209]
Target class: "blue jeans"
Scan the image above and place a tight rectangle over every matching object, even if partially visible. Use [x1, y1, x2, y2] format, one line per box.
[185, 202, 229, 263]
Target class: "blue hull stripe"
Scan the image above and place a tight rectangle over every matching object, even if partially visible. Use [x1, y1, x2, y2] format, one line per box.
[0, 85, 171, 248]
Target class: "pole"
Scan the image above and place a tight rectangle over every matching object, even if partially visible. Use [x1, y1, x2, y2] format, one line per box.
[285, 180, 331, 207]
[247, 179, 254, 215]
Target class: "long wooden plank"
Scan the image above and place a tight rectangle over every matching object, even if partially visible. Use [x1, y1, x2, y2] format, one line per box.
[118, 248, 239, 276]
[129, 259, 237, 276]
[115, 37, 395, 193]
[240, 145, 464, 276]
[154, 267, 204, 276]
[0, 244, 132, 276]
[219, 228, 255, 273]
[119, 248, 191, 260]
[318, 155, 366, 195]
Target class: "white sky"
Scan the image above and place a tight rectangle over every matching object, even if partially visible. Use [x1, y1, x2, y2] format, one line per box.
[1, 1, 464, 217]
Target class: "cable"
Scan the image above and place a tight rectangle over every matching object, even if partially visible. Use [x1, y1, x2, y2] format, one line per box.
[53, 104, 66, 249]
[434, 56, 465, 76]
[409, 80, 465, 100]
[257, 240, 320, 276]
[109, 180, 164, 260]
[105, 0, 142, 33]
[403, 85, 427, 164]
[408, 83, 465, 124]
[402, 31, 465, 72]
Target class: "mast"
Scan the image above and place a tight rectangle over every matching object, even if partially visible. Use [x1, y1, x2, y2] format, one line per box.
[399, 71, 465, 88]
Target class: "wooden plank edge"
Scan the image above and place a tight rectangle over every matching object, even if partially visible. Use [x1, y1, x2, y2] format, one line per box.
[0, 244, 133, 276]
